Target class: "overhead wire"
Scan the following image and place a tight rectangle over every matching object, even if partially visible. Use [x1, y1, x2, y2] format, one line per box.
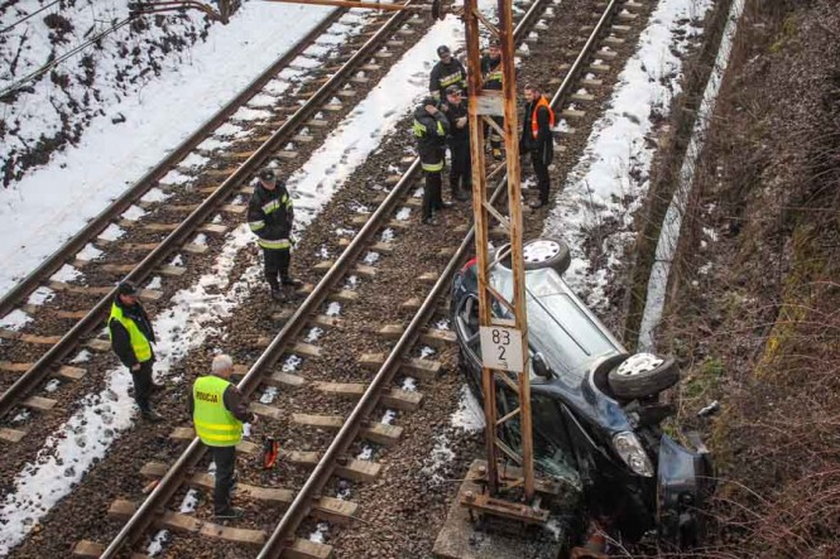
[0, 0, 63, 34]
[0, 15, 135, 99]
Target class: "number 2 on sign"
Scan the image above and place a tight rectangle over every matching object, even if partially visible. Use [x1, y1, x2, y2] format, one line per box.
[479, 326, 524, 373]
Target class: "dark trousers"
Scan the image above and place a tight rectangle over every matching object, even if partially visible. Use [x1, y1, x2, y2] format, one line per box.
[130, 360, 153, 412]
[532, 150, 551, 203]
[422, 170, 443, 219]
[212, 445, 237, 512]
[449, 143, 472, 194]
[263, 247, 291, 290]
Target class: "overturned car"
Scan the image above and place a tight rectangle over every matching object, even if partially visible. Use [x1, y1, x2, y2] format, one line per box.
[450, 238, 714, 548]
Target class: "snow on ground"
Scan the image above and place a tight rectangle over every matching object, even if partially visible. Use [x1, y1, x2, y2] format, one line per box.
[0, 1, 335, 300]
[638, 0, 746, 350]
[451, 384, 485, 432]
[542, 0, 714, 310]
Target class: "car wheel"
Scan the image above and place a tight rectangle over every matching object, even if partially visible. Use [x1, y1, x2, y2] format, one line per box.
[522, 237, 571, 274]
[607, 353, 679, 400]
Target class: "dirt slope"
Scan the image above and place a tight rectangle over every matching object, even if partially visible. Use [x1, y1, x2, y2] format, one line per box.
[652, 0, 840, 555]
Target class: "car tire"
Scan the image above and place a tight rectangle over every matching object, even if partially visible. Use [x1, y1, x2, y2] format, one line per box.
[607, 353, 679, 400]
[522, 237, 571, 274]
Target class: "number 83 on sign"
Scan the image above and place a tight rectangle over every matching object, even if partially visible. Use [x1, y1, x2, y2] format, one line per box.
[479, 326, 525, 373]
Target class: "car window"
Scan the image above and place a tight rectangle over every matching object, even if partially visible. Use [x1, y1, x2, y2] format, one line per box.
[489, 267, 622, 384]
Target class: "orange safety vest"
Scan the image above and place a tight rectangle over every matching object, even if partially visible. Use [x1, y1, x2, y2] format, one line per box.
[530, 96, 555, 140]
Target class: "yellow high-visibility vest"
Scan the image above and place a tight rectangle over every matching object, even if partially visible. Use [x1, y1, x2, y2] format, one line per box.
[108, 303, 152, 363]
[192, 375, 243, 447]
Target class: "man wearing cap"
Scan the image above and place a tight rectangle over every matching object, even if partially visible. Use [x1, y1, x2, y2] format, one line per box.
[520, 83, 555, 209]
[247, 168, 301, 301]
[429, 45, 466, 101]
[412, 97, 450, 224]
[189, 354, 257, 519]
[440, 85, 471, 202]
[108, 281, 162, 422]
[481, 39, 504, 161]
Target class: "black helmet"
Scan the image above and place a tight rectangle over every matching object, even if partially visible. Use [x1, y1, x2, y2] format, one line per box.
[117, 281, 137, 296]
[445, 84, 462, 96]
[421, 96, 438, 108]
[436, 44, 451, 57]
[258, 168, 276, 182]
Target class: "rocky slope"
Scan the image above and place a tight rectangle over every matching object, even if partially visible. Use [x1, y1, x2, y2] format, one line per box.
[0, 0, 214, 187]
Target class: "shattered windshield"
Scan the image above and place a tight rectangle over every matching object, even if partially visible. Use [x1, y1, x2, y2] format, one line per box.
[490, 267, 622, 384]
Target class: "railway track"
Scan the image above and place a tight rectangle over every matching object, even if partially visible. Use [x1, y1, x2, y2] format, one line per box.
[0, 4, 431, 440]
[49, 0, 655, 557]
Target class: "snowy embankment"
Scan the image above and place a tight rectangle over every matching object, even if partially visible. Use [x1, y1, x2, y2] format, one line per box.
[0, 9, 476, 555]
[638, 0, 746, 349]
[542, 0, 714, 311]
[0, 1, 332, 300]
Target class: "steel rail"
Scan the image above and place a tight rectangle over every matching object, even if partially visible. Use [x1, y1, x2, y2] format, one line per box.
[0, 9, 345, 319]
[0, 4, 418, 422]
[257, 0, 568, 553]
[258, 0, 625, 554]
[97, 7, 420, 556]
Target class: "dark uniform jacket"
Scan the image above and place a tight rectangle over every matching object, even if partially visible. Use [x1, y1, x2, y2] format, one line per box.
[521, 99, 554, 166]
[429, 59, 467, 100]
[480, 55, 502, 90]
[441, 98, 470, 147]
[247, 182, 294, 246]
[108, 296, 156, 368]
[412, 106, 450, 166]
[188, 377, 251, 422]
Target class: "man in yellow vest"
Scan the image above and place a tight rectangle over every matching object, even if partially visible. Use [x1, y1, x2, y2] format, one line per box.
[109, 281, 162, 422]
[189, 354, 256, 519]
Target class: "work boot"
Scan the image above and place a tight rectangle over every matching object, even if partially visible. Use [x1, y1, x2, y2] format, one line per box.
[281, 276, 303, 288]
[492, 148, 503, 161]
[529, 199, 547, 209]
[141, 408, 163, 423]
[214, 507, 244, 520]
[438, 200, 453, 210]
[454, 188, 469, 201]
[150, 382, 165, 393]
[422, 215, 437, 225]
[270, 287, 286, 302]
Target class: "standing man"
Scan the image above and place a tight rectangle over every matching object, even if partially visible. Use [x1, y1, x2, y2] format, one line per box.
[247, 168, 301, 301]
[481, 39, 504, 161]
[520, 83, 555, 209]
[440, 85, 471, 202]
[429, 45, 467, 101]
[413, 96, 451, 224]
[189, 354, 257, 519]
[109, 281, 162, 422]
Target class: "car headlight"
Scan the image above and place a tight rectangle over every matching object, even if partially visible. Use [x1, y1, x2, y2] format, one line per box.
[612, 431, 654, 477]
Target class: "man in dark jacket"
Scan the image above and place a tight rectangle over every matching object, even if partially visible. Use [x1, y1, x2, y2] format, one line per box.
[429, 45, 467, 101]
[247, 168, 301, 301]
[481, 39, 504, 161]
[189, 354, 257, 519]
[108, 281, 161, 422]
[440, 85, 471, 202]
[412, 97, 451, 224]
[520, 83, 555, 209]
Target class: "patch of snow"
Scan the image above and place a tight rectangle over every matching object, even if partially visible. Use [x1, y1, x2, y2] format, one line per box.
[260, 386, 280, 405]
[434, 317, 451, 331]
[395, 207, 412, 221]
[98, 223, 125, 242]
[169, 254, 184, 267]
[70, 350, 91, 364]
[146, 276, 163, 291]
[362, 251, 380, 265]
[282, 354, 303, 372]
[380, 228, 395, 243]
[419, 346, 436, 359]
[193, 233, 208, 246]
[49, 264, 83, 284]
[0, 310, 32, 331]
[305, 326, 324, 343]
[401, 377, 417, 392]
[326, 302, 341, 316]
[309, 522, 330, 543]
[356, 445, 374, 461]
[76, 243, 103, 262]
[542, 0, 715, 311]
[344, 275, 360, 290]
[381, 409, 397, 425]
[451, 384, 485, 432]
[44, 380, 61, 394]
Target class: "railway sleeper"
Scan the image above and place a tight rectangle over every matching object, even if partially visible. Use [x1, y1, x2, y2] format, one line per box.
[231, 365, 305, 388]
[338, 238, 393, 253]
[93, 240, 209, 255]
[357, 353, 441, 382]
[47, 281, 163, 300]
[252, 339, 321, 358]
[116, 220, 228, 236]
[167, 427, 381, 482]
[312, 260, 377, 277]
[138, 461, 358, 524]
[313, 381, 423, 412]
[377, 323, 455, 348]
[296, 283, 360, 303]
[271, 310, 344, 329]
[291, 413, 402, 446]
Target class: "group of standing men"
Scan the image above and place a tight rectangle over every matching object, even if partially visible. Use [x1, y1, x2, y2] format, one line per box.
[105, 41, 558, 522]
[414, 40, 557, 223]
